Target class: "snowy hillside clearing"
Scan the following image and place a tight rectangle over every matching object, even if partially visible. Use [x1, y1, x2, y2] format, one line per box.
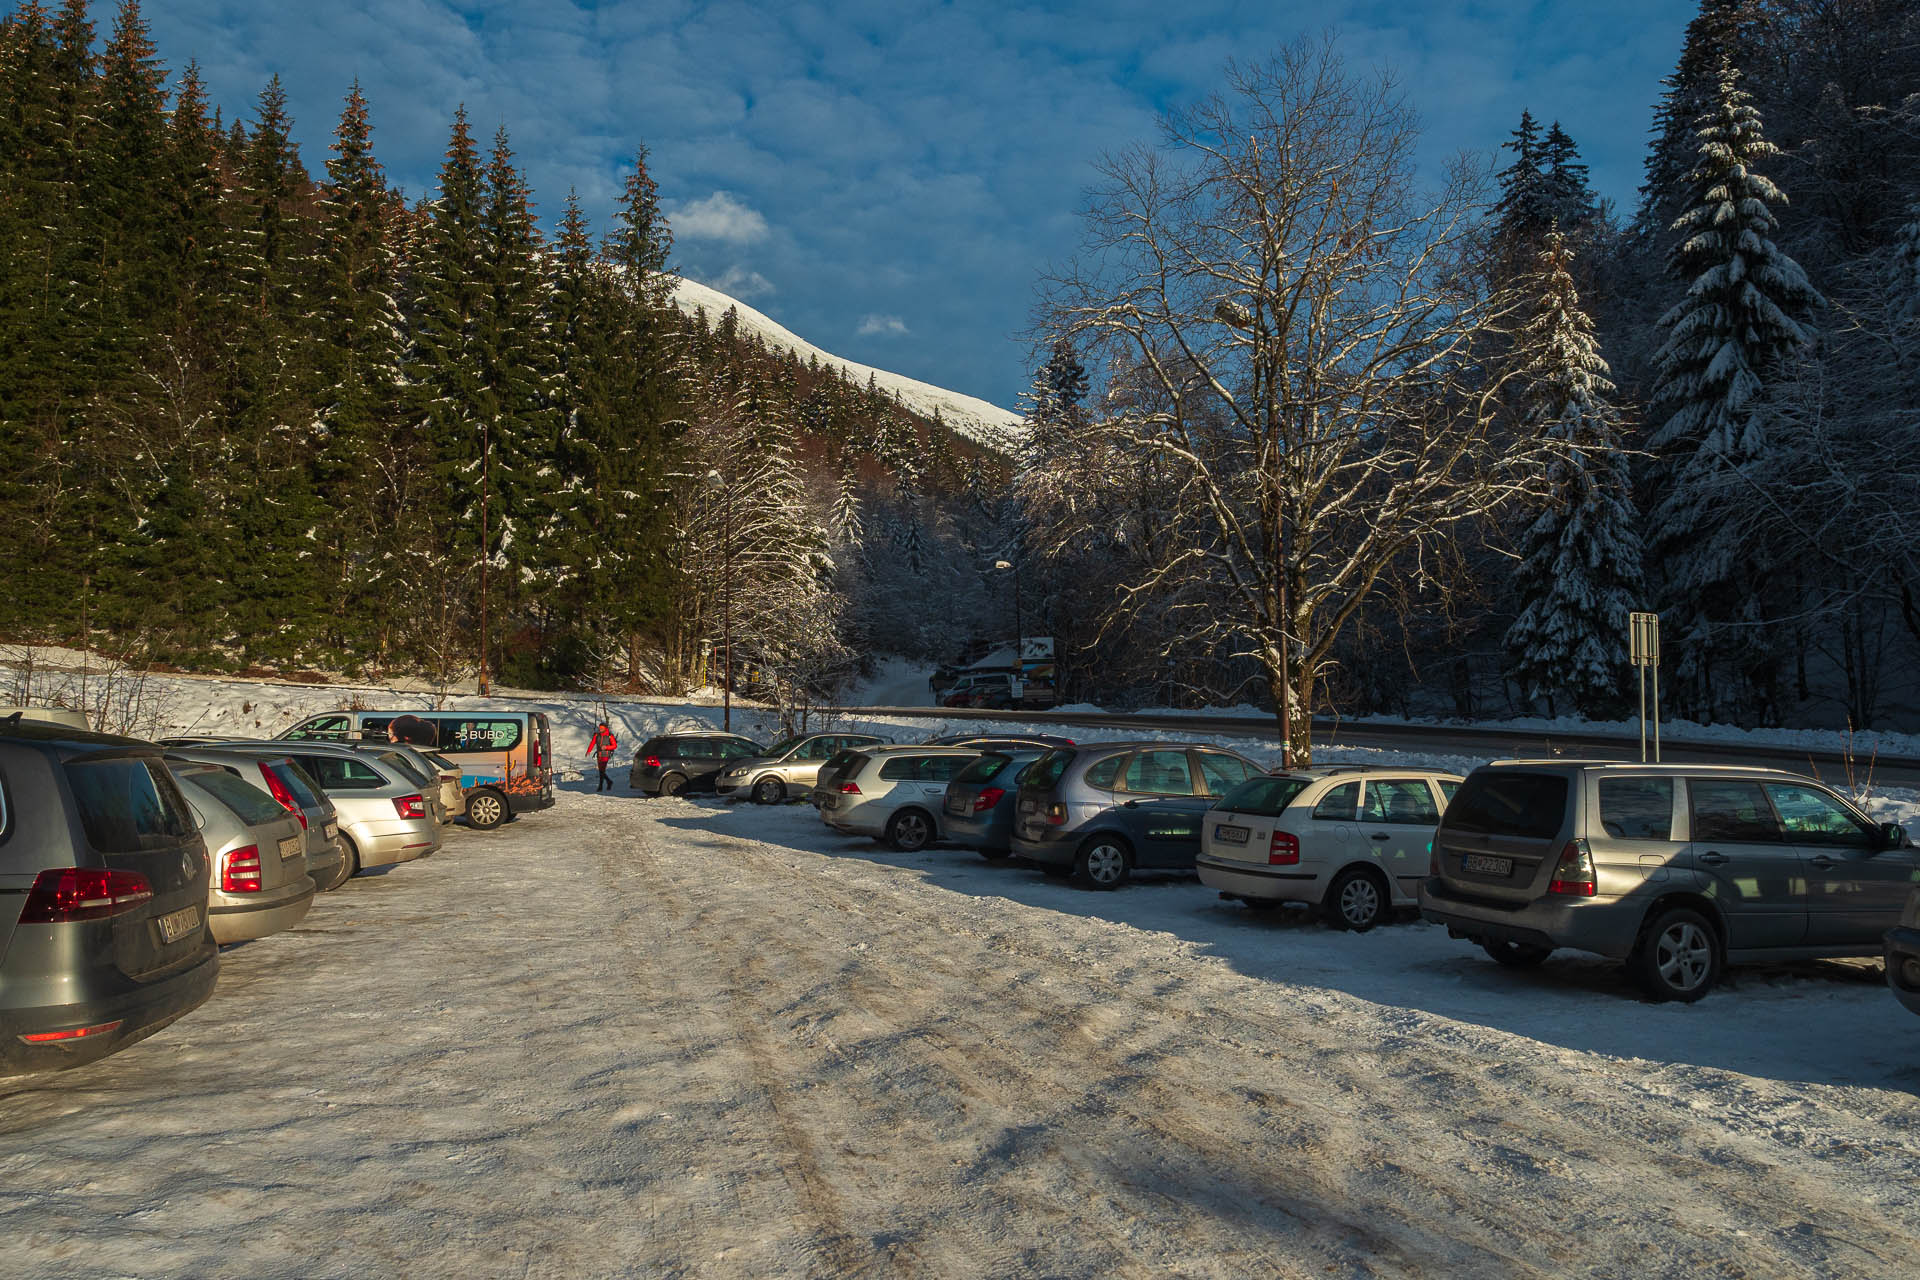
[672, 276, 1023, 450]
[2, 785, 1916, 1276]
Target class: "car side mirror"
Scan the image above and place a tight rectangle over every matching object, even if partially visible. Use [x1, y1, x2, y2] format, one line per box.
[1877, 822, 1908, 851]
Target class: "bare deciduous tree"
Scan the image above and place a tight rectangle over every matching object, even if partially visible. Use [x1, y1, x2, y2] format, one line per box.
[1036, 36, 1554, 761]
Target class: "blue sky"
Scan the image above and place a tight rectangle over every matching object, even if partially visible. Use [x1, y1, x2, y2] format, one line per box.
[60, 1, 1690, 409]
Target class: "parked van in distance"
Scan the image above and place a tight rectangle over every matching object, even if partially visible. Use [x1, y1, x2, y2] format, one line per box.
[280, 710, 554, 830]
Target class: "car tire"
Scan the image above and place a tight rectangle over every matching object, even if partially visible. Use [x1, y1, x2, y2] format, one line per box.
[751, 777, 785, 805]
[1074, 835, 1132, 890]
[659, 773, 688, 798]
[467, 788, 508, 830]
[1323, 866, 1389, 932]
[1630, 906, 1721, 1003]
[887, 809, 934, 852]
[1481, 938, 1553, 967]
[339, 835, 362, 880]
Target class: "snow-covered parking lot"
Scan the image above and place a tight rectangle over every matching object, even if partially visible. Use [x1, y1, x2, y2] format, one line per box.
[3, 782, 1919, 1278]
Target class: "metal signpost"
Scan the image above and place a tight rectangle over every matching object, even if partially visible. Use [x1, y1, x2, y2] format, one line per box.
[1630, 611, 1661, 762]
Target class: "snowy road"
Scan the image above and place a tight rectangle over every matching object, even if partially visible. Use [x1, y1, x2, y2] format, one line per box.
[3, 786, 1918, 1278]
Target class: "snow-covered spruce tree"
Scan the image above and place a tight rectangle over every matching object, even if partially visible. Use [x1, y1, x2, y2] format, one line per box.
[1634, 0, 1768, 246]
[1504, 230, 1644, 717]
[1648, 52, 1821, 718]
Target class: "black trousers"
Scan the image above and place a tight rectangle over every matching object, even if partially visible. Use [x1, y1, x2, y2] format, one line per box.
[596, 759, 610, 790]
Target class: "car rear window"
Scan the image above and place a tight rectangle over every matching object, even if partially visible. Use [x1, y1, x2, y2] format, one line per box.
[1444, 772, 1569, 839]
[1215, 775, 1309, 817]
[1023, 750, 1076, 791]
[273, 760, 325, 810]
[65, 758, 195, 852]
[298, 756, 389, 790]
[182, 768, 286, 826]
[378, 751, 432, 786]
[640, 738, 671, 757]
[955, 753, 1014, 785]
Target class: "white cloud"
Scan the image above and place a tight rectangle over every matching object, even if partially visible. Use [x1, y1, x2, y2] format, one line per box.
[711, 265, 776, 299]
[669, 191, 770, 244]
[858, 314, 910, 338]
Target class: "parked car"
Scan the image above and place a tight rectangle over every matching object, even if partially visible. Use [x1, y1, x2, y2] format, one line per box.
[818, 746, 983, 851]
[941, 750, 1044, 858]
[420, 750, 468, 821]
[1010, 742, 1267, 888]
[164, 748, 351, 892]
[379, 742, 463, 823]
[195, 741, 442, 876]
[0, 723, 220, 1075]
[1196, 766, 1464, 930]
[715, 732, 895, 804]
[168, 762, 316, 944]
[630, 733, 765, 796]
[279, 709, 555, 830]
[1419, 760, 1919, 1002]
[1889, 886, 1920, 1017]
[810, 747, 873, 808]
[2, 706, 91, 731]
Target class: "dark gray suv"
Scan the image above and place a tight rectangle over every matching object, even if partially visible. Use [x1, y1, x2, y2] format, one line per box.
[0, 722, 220, 1074]
[1010, 741, 1266, 888]
[1420, 760, 1918, 1002]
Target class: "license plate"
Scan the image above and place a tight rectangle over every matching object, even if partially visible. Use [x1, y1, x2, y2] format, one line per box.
[324, 822, 339, 840]
[156, 905, 200, 944]
[1213, 823, 1250, 845]
[947, 795, 968, 815]
[1462, 853, 1513, 877]
[278, 835, 301, 861]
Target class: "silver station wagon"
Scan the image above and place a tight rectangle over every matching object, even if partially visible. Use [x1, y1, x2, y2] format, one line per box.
[1420, 760, 1919, 1002]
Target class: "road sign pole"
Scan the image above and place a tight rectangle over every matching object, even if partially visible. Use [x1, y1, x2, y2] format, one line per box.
[1639, 664, 1647, 763]
[1652, 661, 1661, 763]
[1629, 611, 1661, 764]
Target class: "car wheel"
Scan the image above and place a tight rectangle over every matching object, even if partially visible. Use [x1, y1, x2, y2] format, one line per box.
[467, 788, 508, 830]
[659, 773, 688, 798]
[1323, 866, 1389, 931]
[751, 777, 785, 805]
[1481, 939, 1553, 967]
[887, 809, 934, 852]
[1630, 906, 1721, 1003]
[1074, 835, 1131, 890]
[339, 835, 362, 880]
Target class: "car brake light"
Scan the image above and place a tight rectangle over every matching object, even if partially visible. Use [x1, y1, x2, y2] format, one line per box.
[258, 763, 308, 829]
[1428, 840, 1440, 877]
[1548, 839, 1597, 896]
[533, 738, 544, 768]
[1269, 830, 1300, 865]
[18, 868, 155, 923]
[643, 756, 661, 769]
[221, 845, 263, 893]
[1046, 803, 1068, 826]
[20, 1019, 123, 1044]
[973, 786, 1005, 813]
[840, 782, 861, 794]
[394, 794, 428, 819]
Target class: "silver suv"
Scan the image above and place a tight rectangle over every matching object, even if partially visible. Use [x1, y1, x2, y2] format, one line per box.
[1419, 760, 1916, 1002]
[714, 732, 894, 804]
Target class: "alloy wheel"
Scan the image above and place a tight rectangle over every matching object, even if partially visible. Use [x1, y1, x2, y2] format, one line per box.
[1656, 921, 1714, 994]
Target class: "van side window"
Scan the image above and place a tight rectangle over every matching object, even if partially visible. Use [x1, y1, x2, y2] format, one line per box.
[1762, 783, 1874, 848]
[1688, 779, 1783, 843]
[1121, 750, 1194, 795]
[1312, 782, 1359, 821]
[1597, 777, 1675, 840]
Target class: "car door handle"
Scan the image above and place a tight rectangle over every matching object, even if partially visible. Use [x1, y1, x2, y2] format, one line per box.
[1698, 852, 1730, 866]
[1808, 855, 1837, 870]
[1371, 833, 1391, 841]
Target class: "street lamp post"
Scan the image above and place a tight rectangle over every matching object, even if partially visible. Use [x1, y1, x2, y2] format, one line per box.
[707, 469, 733, 733]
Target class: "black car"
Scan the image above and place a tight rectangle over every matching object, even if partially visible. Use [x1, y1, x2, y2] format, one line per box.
[629, 733, 766, 796]
[0, 721, 221, 1075]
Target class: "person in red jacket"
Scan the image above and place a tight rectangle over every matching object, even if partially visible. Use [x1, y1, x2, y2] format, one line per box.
[589, 722, 619, 792]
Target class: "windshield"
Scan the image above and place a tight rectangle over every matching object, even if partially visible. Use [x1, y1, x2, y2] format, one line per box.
[1213, 775, 1310, 816]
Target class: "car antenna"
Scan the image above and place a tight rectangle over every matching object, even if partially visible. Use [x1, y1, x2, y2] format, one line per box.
[2, 710, 21, 730]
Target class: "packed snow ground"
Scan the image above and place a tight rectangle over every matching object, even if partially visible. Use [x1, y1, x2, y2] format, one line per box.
[3, 782, 1917, 1278]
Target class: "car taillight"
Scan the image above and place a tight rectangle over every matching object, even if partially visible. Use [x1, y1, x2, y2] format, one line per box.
[1269, 830, 1300, 866]
[533, 738, 544, 768]
[643, 756, 661, 769]
[259, 763, 308, 830]
[394, 794, 428, 819]
[973, 787, 1005, 813]
[840, 782, 861, 794]
[1046, 803, 1068, 826]
[18, 868, 155, 923]
[1428, 840, 1440, 877]
[221, 845, 263, 893]
[1548, 839, 1597, 896]
[20, 1019, 123, 1044]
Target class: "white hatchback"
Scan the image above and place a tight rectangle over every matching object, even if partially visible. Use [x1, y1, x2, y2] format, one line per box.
[818, 746, 982, 851]
[1196, 767, 1462, 930]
